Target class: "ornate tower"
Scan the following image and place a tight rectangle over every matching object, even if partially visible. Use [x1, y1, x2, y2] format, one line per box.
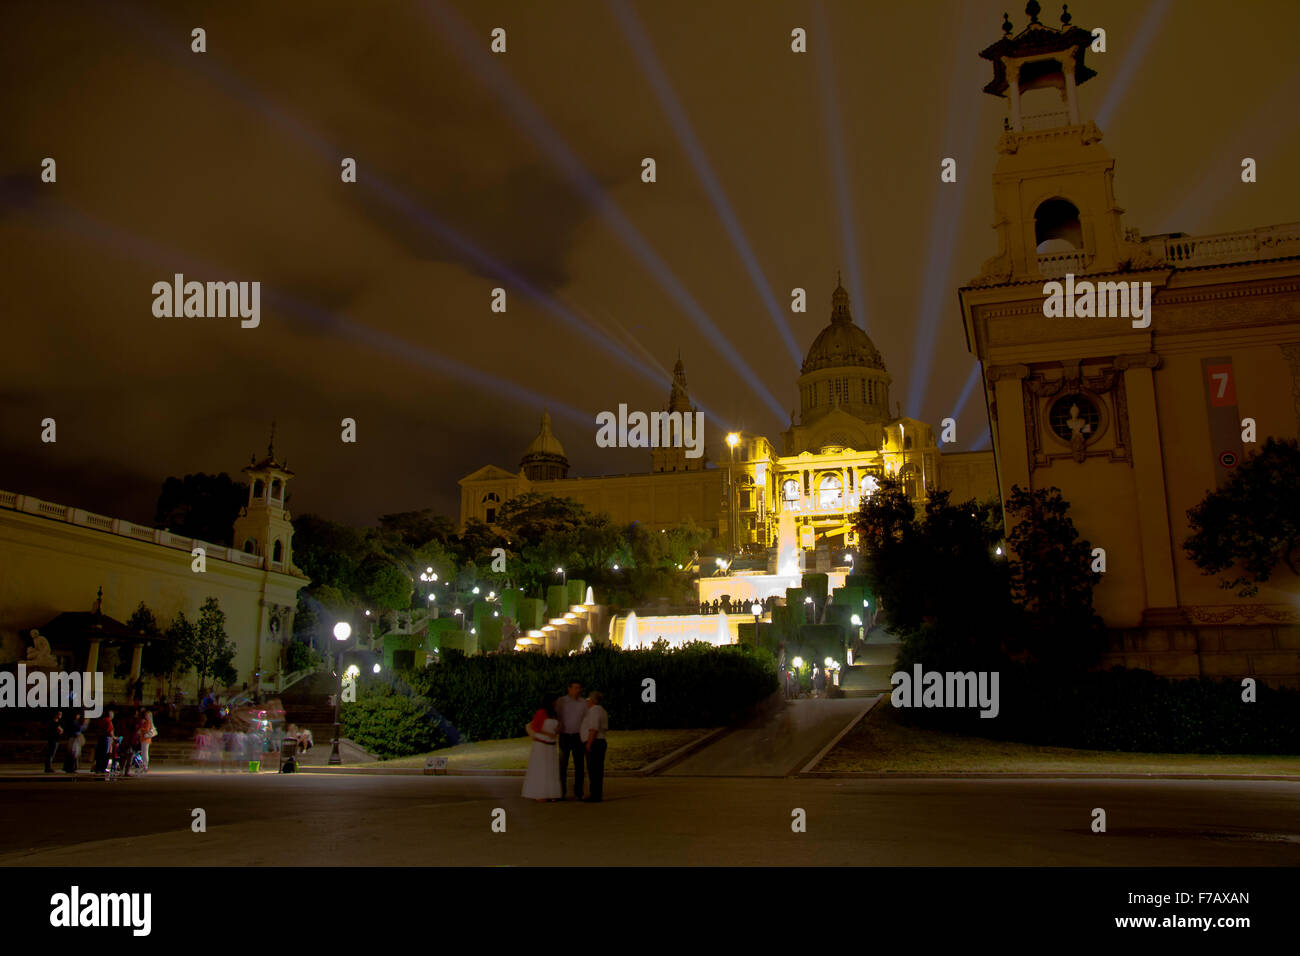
[651, 356, 708, 472]
[232, 432, 296, 571]
[520, 410, 569, 480]
[971, 1, 1158, 288]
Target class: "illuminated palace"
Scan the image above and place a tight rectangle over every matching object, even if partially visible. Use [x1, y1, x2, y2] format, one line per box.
[460, 280, 998, 556]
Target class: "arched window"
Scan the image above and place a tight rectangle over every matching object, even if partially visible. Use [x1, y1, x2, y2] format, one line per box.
[242, 538, 258, 555]
[272, 539, 283, 563]
[1035, 198, 1082, 252]
[270, 479, 282, 500]
[817, 474, 843, 511]
[252, 479, 265, 499]
[904, 434, 913, 450]
[482, 492, 501, 523]
[781, 478, 800, 505]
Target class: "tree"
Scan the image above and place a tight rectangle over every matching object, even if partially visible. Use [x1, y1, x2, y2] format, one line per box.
[177, 597, 238, 697]
[378, 509, 456, 550]
[357, 555, 413, 612]
[1185, 437, 1300, 597]
[1004, 485, 1104, 668]
[154, 472, 248, 546]
[119, 602, 180, 692]
[291, 514, 368, 593]
[854, 479, 1009, 647]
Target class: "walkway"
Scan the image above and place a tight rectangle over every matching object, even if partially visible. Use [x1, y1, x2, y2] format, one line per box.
[662, 696, 874, 777]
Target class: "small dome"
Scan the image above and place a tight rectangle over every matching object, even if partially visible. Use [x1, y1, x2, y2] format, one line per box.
[801, 279, 886, 374]
[523, 410, 565, 459]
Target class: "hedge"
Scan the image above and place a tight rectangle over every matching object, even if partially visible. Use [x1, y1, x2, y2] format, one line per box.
[406, 643, 778, 742]
[892, 658, 1300, 754]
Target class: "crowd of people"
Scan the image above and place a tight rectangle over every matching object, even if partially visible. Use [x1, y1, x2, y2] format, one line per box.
[522, 681, 609, 803]
[44, 706, 157, 776]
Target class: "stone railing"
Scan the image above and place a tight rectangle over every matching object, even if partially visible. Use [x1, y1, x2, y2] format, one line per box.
[0, 490, 294, 574]
[1037, 249, 1087, 277]
[1149, 223, 1300, 268]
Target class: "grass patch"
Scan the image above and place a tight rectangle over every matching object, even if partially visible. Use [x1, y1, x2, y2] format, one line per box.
[377, 728, 715, 771]
[818, 702, 1300, 775]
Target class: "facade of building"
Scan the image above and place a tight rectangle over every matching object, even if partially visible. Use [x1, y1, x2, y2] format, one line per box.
[0, 451, 306, 699]
[959, 6, 1300, 685]
[461, 283, 999, 552]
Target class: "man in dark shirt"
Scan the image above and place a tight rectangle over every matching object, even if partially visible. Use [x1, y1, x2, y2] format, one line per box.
[45, 710, 63, 773]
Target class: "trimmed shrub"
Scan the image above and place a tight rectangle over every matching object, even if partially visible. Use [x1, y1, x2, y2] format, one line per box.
[517, 597, 545, 630]
[407, 643, 777, 742]
[341, 677, 447, 757]
[566, 579, 586, 607]
[795, 624, 847, 667]
[801, 573, 828, 607]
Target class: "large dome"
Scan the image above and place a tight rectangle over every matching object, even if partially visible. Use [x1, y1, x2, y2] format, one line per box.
[801, 281, 887, 374]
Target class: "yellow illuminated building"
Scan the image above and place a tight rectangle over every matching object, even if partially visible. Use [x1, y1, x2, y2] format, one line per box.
[460, 281, 998, 556]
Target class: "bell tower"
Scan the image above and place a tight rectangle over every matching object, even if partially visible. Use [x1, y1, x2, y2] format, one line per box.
[232, 428, 296, 571]
[972, 2, 1158, 287]
[651, 356, 708, 472]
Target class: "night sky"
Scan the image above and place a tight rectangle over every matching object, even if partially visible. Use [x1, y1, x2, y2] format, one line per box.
[3, 0, 1298, 526]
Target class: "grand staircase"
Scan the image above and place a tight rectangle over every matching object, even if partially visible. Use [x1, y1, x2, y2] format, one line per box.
[840, 628, 901, 697]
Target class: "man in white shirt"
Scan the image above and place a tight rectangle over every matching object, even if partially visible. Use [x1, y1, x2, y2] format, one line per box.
[554, 681, 588, 800]
[580, 691, 609, 803]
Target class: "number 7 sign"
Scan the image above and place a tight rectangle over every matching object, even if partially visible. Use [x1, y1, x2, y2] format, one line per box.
[1206, 363, 1236, 406]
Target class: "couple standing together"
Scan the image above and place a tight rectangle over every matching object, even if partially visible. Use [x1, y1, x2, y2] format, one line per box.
[523, 682, 608, 802]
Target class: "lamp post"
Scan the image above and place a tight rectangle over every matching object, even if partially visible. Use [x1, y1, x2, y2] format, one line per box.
[750, 602, 762, 653]
[726, 432, 740, 555]
[329, 621, 351, 766]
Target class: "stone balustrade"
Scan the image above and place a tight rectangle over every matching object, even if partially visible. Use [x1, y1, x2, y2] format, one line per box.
[1, 490, 278, 571]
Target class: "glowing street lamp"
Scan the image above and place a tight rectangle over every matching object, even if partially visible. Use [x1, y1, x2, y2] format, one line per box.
[726, 432, 741, 555]
[329, 621, 352, 765]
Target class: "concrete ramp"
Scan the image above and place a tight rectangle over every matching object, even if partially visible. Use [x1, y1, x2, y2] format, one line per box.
[662, 697, 873, 777]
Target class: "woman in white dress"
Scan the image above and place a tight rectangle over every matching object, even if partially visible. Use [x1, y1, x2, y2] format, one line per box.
[521, 699, 562, 801]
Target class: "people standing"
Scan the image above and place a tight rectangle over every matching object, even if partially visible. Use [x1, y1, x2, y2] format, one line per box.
[140, 709, 157, 769]
[62, 712, 86, 773]
[93, 709, 115, 774]
[45, 710, 64, 773]
[554, 681, 587, 801]
[121, 708, 142, 776]
[580, 692, 609, 803]
[521, 698, 561, 802]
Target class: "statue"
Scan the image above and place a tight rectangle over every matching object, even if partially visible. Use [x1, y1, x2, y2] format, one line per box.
[25, 630, 58, 668]
[1065, 403, 1091, 462]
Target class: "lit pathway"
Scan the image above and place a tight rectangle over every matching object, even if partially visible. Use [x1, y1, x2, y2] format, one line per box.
[662, 697, 874, 777]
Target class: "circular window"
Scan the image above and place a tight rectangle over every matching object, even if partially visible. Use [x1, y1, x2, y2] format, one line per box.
[1048, 393, 1100, 442]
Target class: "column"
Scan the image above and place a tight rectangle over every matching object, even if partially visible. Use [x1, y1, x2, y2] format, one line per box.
[1006, 60, 1022, 130]
[85, 637, 101, 675]
[127, 642, 144, 688]
[985, 364, 1032, 530]
[1116, 354, 1179, 610]
[1062, 50, 1080, 125]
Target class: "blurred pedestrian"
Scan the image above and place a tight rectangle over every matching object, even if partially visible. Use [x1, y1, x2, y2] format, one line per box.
[44, 710, 63, 773]
[62, 712, 86, 773]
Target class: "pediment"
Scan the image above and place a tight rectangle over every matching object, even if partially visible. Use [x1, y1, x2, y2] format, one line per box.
[459, 464, 520, 484]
